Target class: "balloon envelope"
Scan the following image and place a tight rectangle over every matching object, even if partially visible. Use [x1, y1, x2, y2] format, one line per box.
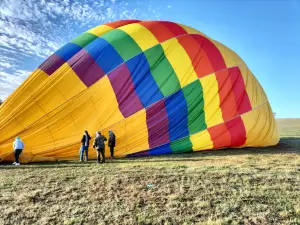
[0, 20, 279, 163]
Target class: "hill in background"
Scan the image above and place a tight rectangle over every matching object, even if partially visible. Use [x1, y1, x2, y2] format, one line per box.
[276, 118, 300, 137]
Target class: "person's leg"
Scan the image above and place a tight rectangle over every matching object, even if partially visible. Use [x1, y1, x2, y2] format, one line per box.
[79, 145, 84, 161]
[110, 146, 114, 158]
[97, 150, 101, 163]
[101, 148, 105, 163]
[14, 149, 19, 163]
[85, 146, 88, 161]
[15, 149, 22, 164]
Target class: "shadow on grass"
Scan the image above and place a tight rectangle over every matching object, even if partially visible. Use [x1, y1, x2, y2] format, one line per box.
[0, 137, 299, 168]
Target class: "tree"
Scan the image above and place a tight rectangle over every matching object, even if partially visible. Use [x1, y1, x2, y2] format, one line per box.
[0, 99, 3, 105]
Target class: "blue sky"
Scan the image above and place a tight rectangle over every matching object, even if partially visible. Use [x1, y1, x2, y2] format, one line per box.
[0, 0, 299, 118]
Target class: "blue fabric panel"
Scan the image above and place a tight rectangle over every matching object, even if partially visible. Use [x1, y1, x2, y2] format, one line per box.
[55, 43, 82, 61]
[165, 90, 189, 142]
[127, 143, 172, 157]
[126, 53, 163, 108]
[84, 38, 124, 74]
[147, 143, 172, 155]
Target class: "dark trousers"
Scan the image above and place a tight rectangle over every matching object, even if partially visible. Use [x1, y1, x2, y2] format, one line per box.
[110, 146, 115, 157]
[14, 149, 23, 163]
[97, 148, 105, 163]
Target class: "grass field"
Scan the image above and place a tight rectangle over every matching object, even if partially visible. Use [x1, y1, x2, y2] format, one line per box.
[0, 119, 299, 225]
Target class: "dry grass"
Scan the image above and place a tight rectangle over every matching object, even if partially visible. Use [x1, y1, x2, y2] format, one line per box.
[0, 119, 299, 224]
[0, 138, 299, 225]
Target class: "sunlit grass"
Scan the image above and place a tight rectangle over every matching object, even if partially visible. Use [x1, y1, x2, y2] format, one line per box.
[0, 137, 299, 225]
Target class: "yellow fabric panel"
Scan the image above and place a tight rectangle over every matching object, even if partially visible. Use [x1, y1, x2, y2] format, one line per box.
[71, 100, 102, 133]
[52, 144, 82, 159]
[0, 142, 14, 159]
[48, 115, 79, 142]
[22, 128, 55, 155]
[0, 150, 13, 162]
[87, 25, 113, 37]
[42, 142, 80, 159]
[91, 76, 124, 128]
[0, 119, 24, 142]
[119, 23, 159, 51]
[34, 63, 87, 114]
[0, 69, 48, 124]
[31, 155, 57, 162]
[54, 63, 86, 99]
[15, 104, 46, 128]
[0, 70, 60, 134]
[236, 64, 267, 108]
[241, 103, 279, 147]
[161, 38, 199, 87]
[179, 24, 209, 38]
[122, 109, 149, 156]
[200, 74, 223, 127]
[265, 103, 280, 146]
[35, 87, 66, 114]
[190, 129, 214, 151]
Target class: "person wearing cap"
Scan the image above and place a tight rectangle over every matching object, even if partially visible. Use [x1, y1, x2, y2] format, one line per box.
[93, 131, 107, 163]
[13, 136, 24, 166]
[108, 130, 116, 159]
[80, 130, 91, 162]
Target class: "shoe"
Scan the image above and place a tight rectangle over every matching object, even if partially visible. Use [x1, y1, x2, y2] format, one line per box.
[12, 162, 16, 165]
[15, 163, 20, 166]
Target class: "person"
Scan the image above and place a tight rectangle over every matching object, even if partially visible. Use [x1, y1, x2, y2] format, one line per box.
[80, 130, 91, 162]
[108, 130, 116, 159]
[13, 136, 24, 166]
[93, 131, 107, 163]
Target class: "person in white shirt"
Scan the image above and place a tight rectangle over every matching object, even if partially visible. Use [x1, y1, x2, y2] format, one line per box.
[13, 136, 24, 166]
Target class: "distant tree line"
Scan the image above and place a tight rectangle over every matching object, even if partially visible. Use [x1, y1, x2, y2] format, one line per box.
[0, 99, 3, 105]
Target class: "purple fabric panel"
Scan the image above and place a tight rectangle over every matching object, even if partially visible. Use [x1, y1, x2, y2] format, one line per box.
[146, 100, 170, 148]
[67, 49, 105, 87]
[38, 54, 65, 75]
[108, 63, 144, 118]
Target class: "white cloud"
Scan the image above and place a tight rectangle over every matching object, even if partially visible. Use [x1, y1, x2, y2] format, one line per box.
[0, 69, 31, 100]
[168, 5, 171, 8]
[0, 0, 161, 99]
[0, 62, 14, 68]
[0, 70, 30, 84]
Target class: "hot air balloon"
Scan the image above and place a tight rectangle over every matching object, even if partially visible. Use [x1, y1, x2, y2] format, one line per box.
[0, 20, 279, 163]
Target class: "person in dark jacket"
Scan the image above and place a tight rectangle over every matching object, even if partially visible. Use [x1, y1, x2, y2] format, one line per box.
[93, 131, 107, 163]
[80, 130, 91, 162]
[108, 130, 116, 158]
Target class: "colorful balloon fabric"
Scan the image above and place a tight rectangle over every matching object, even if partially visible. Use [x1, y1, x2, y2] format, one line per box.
[0, 20, 279, 163]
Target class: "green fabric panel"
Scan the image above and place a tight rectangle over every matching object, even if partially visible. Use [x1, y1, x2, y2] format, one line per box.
[182, 80, 207, 135]
[144, 44, 180, 97]
[101, 29, 142, 61]
[170, 136, 193, 153]
[71, 33, 98, 48]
